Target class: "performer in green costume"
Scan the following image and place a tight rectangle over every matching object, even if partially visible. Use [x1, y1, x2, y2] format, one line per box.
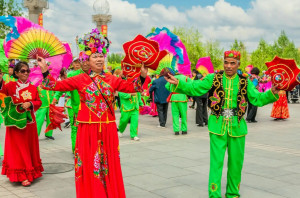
[118, 91, 143, 141]
[36, 87, 55, 139]
[166, 75, 190, 135]
[53, 59, 88, 152]
[165, 50, 280, 198]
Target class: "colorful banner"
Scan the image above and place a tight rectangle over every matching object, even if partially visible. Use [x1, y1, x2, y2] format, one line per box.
[38, 13, 43, 27]
[101, 25, 107, 36]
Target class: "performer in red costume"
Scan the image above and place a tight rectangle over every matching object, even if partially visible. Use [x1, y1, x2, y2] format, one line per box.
[0, 62, 43, 187]
[38, 29, 148, 198]
[271, 90, 290, 120]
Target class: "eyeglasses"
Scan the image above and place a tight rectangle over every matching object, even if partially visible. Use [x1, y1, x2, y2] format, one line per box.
[19, 69, 31, 74]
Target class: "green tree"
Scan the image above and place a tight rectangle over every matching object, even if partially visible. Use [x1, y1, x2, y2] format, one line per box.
[250, 39, 274, 72]
[107, 53, 125, 69]
[273, 31, 300, 63]
[204, 40, 223, 70]
[172, 27, 206, 70]
[0, 0, 23, 39]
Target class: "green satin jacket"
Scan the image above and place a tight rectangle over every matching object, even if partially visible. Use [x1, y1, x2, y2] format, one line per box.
[38, 87, 54, 109]
[119, 92, 143, 112]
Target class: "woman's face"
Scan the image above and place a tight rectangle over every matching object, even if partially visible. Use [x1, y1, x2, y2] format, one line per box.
[89, 53, 105, 73]
[15, 66, 30, 82]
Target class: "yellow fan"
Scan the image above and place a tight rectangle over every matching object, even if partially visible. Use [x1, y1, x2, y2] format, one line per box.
[7, 28, 66, 59]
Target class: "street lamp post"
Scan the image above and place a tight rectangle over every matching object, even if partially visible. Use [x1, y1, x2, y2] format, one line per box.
[92, 0, 112, 36]
[23, 0, 49, 24]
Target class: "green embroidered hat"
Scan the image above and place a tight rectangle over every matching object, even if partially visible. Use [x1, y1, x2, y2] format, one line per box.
[0, 96, 33, 129]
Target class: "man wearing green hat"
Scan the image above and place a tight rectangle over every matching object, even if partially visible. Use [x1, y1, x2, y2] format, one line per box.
[165, 50, 280, 198]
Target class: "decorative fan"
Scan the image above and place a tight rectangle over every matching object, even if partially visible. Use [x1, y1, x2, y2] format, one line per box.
[149, 53, 175, 75]
[7, 28, 66, 59]
[146, 27, 191, 76]
[0, 16, 66, 59]
[265, 56, 300, 91]
[196, 56, 214, 77]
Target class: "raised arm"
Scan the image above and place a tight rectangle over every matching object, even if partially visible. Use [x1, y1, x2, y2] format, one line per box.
[247, 79, 279, 107]
[41, 72, 80, 92]
[165, 73, 214, 96]
[38, 55, 80, 92]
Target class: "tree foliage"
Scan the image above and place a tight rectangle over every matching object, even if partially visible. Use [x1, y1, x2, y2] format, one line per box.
[231, 39, 249, 71]
[171, 27, 300, 74]
[172, 27, 224, 71]
[0, 0, 23, 39]
[107, 53, 124, 69]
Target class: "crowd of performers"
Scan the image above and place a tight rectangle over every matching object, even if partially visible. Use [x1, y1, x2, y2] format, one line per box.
[0, 30, 295, 198]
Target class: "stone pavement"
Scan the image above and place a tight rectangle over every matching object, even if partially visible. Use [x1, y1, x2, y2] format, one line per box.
[0, 103, 299, 198]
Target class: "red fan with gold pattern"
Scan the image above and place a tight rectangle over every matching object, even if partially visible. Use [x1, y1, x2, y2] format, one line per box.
[122, 35, 168, 79]
[265, 56, 300, 91]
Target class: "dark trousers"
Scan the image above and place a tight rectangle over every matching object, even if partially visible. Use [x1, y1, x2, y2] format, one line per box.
[191, 97, 196, 107]
[246, 102, 257, 121]
[195, 97, 208, 125]
[156, 103, 168, 127]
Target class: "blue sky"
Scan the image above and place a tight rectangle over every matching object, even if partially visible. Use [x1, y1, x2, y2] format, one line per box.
[126, 0, 253, 10]
[14, 0, 300, 54]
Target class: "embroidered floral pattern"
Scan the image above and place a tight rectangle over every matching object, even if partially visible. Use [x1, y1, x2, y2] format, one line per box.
[84, 76, 114, 118]
[208, 73, 225, 117]
[42, 76, 56, 89]
[239, 96, 247, 113]
[21, 90, 32, 100]
[132, 77, 142, 92]
[93, 141, 108, 185]
[237, 78, 248, 121]
[209, 90, 220, 107]
[75, 151, 82, 181]
[210, 183, 218, 192]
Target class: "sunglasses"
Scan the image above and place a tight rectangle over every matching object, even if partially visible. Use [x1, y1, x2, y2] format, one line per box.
[19, 69, 31, 74]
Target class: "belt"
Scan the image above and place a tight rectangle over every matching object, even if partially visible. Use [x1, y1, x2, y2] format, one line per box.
[211, 108, 237, 118]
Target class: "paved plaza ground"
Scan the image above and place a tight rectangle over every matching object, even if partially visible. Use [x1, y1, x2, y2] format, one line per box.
[0, 103, 299, 198]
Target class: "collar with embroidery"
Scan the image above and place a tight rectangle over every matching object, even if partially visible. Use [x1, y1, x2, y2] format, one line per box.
[224, 73, 237, 80]
[89, 71, 106, 78]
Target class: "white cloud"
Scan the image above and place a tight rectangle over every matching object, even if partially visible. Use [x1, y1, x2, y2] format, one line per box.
[34, 0, 300, 56]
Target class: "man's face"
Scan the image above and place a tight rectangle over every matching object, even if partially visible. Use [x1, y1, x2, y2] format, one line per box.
[223, 58, 239, 77]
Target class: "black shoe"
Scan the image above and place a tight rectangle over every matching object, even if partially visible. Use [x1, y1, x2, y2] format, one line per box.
[204, 123, 208, 126]
[182, 131, 187, 135]
[246, 120, 252, 123]
[45, 136, 55, 140]
[197, 124, 204, 127]
[174, 132, 180, 135]
[64, 122, 70, 128]
[252, 120, 258, 123]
